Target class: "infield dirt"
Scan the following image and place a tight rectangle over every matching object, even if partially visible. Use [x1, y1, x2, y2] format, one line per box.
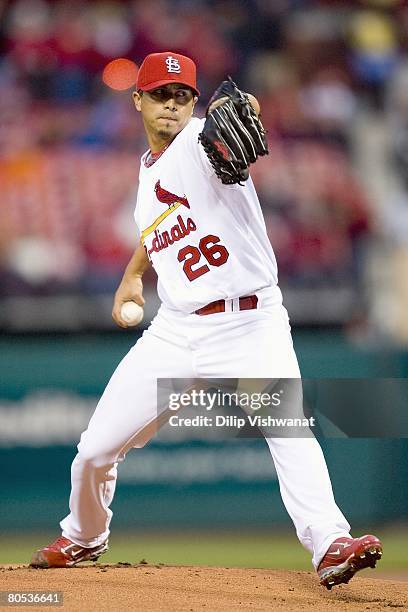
[1, 564, 407, 611]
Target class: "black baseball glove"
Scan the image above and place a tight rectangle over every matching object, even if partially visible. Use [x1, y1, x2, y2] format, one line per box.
[198, 77, 268, 185]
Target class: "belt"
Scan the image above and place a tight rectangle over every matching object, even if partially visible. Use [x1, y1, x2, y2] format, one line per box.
[195, 295, 258, 316]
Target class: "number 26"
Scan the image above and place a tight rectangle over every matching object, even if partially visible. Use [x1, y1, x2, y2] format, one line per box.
[177, 234, 229, 281]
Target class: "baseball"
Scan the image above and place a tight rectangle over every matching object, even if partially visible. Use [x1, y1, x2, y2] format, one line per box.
[120, 301, 144, 326]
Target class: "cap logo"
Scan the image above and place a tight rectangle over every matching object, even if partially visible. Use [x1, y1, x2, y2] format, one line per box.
[165, 56, 181, 74]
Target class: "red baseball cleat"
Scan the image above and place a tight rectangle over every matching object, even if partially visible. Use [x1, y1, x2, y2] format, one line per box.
[30, 535, 108, 568]
[317, 534, 383, 590]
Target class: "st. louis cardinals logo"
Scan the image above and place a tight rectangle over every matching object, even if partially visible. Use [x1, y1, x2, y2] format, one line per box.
[154, 180, 190, 209]
[165, 56, 181, 73]
[141, 180, 197, 256]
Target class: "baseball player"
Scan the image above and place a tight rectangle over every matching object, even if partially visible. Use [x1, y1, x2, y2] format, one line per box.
[30, 52, 382, 589]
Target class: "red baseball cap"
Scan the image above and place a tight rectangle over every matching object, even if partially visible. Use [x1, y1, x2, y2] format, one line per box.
[136, 52, 200, 96]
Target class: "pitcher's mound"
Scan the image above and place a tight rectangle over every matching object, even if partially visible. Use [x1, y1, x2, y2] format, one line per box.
[1, 564, 407, 611]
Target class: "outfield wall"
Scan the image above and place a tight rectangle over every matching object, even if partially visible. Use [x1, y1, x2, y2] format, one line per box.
[1, 331, 407, 531]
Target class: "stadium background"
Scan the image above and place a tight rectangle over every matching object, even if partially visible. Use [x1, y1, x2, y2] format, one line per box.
[0, 0, 407, 574]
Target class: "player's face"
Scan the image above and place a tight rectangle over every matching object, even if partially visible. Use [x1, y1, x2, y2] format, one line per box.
[133, 84, 197, 146]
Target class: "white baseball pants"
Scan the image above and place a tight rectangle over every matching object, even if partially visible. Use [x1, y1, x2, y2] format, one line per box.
[60, 286, 350, 568]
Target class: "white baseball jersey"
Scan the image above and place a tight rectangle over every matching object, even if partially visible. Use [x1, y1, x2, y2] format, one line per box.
[134, 117, 278, 313]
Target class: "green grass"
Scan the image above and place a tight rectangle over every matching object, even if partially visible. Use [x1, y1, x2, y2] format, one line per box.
[1, 528, 407, 571]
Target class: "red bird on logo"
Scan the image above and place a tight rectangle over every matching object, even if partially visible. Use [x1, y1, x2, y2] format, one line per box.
[154, 180, 190, 209]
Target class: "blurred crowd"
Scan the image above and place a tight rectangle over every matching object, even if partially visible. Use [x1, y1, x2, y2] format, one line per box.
[1, 0, 408, 330]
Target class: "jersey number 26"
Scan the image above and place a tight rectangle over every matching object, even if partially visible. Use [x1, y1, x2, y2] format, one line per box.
[177, 234, 229, 281]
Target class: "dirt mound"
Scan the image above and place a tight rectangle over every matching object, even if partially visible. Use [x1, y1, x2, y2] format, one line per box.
[1, 564, 407, 611]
